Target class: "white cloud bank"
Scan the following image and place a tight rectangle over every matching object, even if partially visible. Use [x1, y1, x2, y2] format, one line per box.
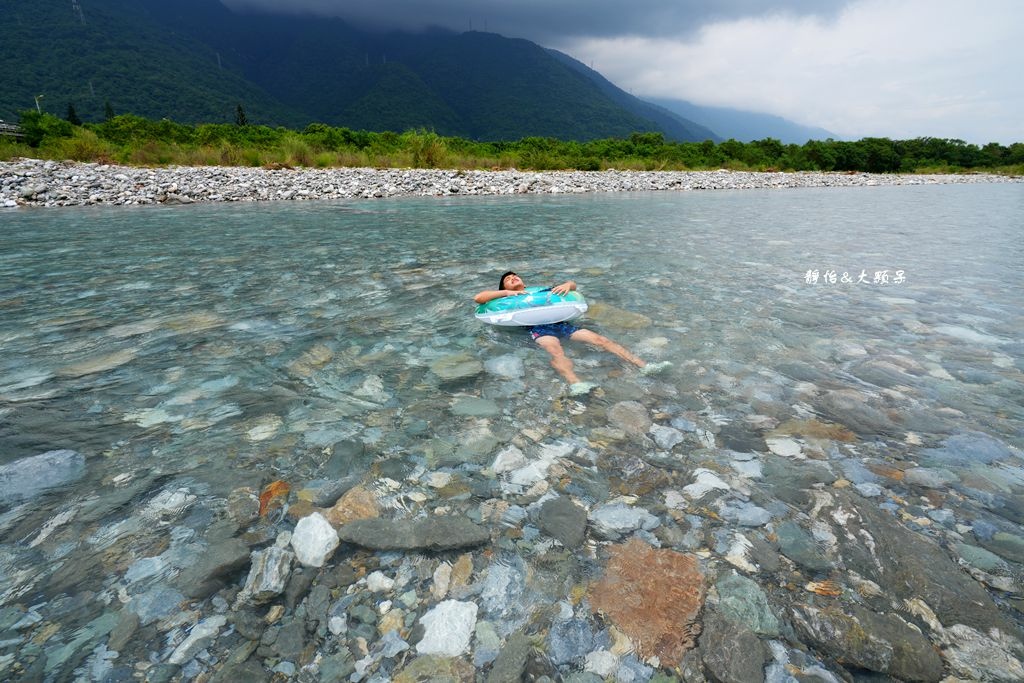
[556, 0, 1024, 143]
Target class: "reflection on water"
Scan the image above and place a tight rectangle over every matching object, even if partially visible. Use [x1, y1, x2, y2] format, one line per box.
[1, 184, 1022, 679]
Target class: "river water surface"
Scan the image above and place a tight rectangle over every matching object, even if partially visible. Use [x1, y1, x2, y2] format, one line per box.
[1, 184, 1023, 680]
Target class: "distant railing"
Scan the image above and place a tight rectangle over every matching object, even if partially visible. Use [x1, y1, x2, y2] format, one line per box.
[0, 121, 24, 138]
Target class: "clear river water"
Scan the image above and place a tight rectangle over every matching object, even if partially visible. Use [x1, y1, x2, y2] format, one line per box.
[1, 183, 1023, 680]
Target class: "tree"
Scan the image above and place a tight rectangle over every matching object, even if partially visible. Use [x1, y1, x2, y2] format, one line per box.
[104, 100, 115, 121]
[66, 103, 82, 126]
[235, 103, 248, 127]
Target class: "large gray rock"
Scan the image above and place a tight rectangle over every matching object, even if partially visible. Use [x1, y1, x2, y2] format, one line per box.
[775, 521, 832, 573]
[608, 401, 652, 435]
[430, 353, 483, 382]
[177, 537, 251, 598]
[486, 632, 533, 683]
[538, 496, 588, 548]
[791, 603, 943, 682]
[338, 516, 490, 551]
[814, 390, 900, 436]
[715, 572, 780, 637]
[841, 492, 1018, 636]
[0, 449, 86, 504]
[699, 607, 767, 683]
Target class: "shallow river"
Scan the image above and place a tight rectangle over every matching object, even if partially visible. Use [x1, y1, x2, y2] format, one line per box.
[1, 184, 1023, 681]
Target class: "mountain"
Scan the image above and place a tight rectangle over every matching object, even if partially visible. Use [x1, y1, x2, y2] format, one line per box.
[547, 50, 721, 143]
[649, 98, 838, 144]
[0, 0, 714, 141]
[0, 0, 308, 127]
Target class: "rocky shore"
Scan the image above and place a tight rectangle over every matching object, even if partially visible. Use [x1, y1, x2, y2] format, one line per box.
[2, 157, 1021, 207]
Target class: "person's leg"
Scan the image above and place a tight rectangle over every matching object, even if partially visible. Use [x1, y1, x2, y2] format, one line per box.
[534, 335, 581, 384]
[569, 329, 646, 367]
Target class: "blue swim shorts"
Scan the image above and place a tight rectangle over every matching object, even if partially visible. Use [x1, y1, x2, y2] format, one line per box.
[529, 321, 580, 340]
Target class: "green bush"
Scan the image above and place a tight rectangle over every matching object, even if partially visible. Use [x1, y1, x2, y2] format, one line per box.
[51, 128, 115, 161]
[4, 112, 1021, 175]
[18, 110, 74, 147]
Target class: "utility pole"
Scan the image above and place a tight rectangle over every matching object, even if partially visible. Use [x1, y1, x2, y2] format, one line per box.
[71, 0, 86, 25]
[34, 94, 44, 114]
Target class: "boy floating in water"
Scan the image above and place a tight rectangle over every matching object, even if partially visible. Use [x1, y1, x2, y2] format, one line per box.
[474, 271, 671, 395]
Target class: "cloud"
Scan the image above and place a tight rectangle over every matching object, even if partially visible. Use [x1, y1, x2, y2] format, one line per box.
[222, 0, 850, 41]
[555, 0, 1024, 143]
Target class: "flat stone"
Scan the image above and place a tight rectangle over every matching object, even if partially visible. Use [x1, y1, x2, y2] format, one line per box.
[169, 615, 226, 665]
[608, 401, 652, 434]
[700, 607, 767, 683]
[588, 502, 659, 540]
[775, 521, 831, 573]
[649, 423, 685, 450]
[450, 396, 500, 417]
[682, 468, 731, 499]
[177, 537, 251, 598]
[484, 354, 524, 379]
[338, 516, 490, 551]
[791, 603, 943, 682]
[416, 600, 478, 656]
[538, 496, 588, 548]
[715, 572, 780, 636]
[841, 492, 1017, 635]
[0, 449, 86, 504]
[814, 389, 900, 436]
[486, 632, 532, 683]
[903, 467, 959, 488]
[430, 353, 483, 381]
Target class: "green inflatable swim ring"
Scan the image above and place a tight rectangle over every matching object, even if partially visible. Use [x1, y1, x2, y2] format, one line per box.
[475, 287, 588, 327]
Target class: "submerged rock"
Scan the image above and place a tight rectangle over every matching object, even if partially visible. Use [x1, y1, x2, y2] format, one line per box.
[0, 449, 86, 504]
[177, 537, 251, 598]
[775, 521, 832, 573]
[589, 538, 704, 663]
[416, 600, 478, 657]
[791, 603, 943, 682]
[700, 607, 768, 683]
[338, 516, 490, 550]
[537, 496, 588, 548]
[715, 572, 780, 637]
[430, 353, 483, 382]
[169, 615, 227, 665]
[237, 546, 294, 605]
[290, 512, 339, 567]
[589, 502, 660, 540]
[608, 401, 652, 435]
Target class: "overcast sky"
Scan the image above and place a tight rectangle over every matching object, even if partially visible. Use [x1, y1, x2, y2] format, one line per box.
[225, 0, 1024, 144]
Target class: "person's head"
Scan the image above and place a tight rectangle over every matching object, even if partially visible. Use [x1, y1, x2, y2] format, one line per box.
[498, 271, 523, 290]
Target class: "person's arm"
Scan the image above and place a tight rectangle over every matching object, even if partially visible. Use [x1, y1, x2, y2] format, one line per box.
[550, 280, 576, 295]
[474, 289, 525, 304]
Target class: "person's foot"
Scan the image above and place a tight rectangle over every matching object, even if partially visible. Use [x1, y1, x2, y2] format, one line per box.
[569, 381, 597, 396]
[640, 360, 673, 375]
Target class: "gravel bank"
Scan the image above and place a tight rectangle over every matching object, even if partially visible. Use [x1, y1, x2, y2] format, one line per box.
[2, 157, 1020, 208]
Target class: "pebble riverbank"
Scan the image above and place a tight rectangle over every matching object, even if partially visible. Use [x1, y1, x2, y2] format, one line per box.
[1, 157, 1021, 207]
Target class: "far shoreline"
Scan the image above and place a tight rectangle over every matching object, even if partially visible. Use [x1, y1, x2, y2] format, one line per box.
[2, 157, 1021, 209]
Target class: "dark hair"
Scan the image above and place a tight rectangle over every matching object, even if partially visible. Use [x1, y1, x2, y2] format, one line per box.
[498, 271, 517, 290]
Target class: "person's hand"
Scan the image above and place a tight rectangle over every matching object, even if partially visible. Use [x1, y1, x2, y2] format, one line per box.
[551, 281, 574, 295]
